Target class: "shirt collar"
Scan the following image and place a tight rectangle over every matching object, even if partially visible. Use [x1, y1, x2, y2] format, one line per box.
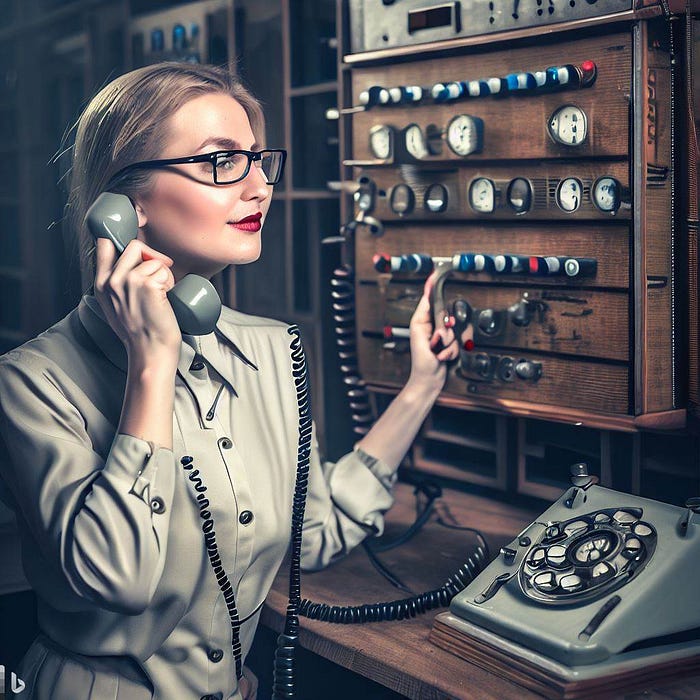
[77, 294, 258, 389]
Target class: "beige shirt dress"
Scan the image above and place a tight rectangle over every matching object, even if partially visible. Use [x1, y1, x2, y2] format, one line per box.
[0, 294, 396, 700]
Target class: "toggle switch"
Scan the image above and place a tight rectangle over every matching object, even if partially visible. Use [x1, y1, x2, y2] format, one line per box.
[476, 308, 504, 336]
[354, 176, 376, 212]
[497, 356, 516, 382]
[509, 297, 532, 327]
[473, 353, 492, 378]
[452, 298, 473, 325]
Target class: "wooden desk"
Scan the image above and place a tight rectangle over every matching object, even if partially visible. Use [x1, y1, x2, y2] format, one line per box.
[261, 482, 700, 700]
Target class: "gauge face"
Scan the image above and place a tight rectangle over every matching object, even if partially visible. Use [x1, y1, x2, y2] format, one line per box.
[389, 184, 415, 215]
[592, 176, 621, 213]
[404, 123, 428, 160]
[547, 105, 588, 146]
[506, 178, 532, 214]
[446, 114, 481, 156]
[468, 177, 496, 213]
[424, 183, 448, 213]
[556, 177, 582, 212]
[369, 125, 393, 160]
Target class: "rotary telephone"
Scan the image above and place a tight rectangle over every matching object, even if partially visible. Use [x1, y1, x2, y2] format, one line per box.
[85, 192, 222, 335]
[435, 463, 700, 688]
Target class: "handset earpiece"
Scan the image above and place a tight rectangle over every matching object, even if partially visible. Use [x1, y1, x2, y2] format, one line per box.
[85, 192, 222, 335]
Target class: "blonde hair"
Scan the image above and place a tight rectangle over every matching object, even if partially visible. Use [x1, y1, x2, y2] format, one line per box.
[65, 62, 265, 293]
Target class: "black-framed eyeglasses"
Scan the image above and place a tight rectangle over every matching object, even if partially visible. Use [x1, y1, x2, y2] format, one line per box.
[110, 148, 287, 185]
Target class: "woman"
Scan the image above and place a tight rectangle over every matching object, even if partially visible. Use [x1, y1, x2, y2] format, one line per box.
[0, 63, 457, 700]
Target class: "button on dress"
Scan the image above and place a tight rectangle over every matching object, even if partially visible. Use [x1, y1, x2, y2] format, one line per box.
[0, 295, 397, 700]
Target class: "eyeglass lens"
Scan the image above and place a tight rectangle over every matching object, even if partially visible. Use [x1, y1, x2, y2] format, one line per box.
[215, 151, 284, 185]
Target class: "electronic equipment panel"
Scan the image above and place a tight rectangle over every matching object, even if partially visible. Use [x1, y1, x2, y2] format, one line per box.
[348, 0, 635, 54]
[346, 22, 679, 428]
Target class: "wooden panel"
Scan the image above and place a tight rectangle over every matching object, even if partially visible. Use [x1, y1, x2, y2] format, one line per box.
[358, 336, 629, 413]
[357, 161, 631, 222]
[413, 408, 509, 489]
[635, 22, 674, 412]
[358, 282, 630, 361]
[350, 33, 632, 161]
[355, 224, 631, 288]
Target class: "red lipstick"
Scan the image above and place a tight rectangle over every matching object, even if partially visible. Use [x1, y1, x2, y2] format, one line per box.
[229, 212, 262, 232]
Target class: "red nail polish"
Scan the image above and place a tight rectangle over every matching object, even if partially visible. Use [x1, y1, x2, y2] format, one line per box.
[432, 337, 446, 354]
[463, 339, 475, 351]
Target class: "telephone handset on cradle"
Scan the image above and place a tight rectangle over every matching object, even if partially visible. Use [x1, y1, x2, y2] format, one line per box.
[85, 192, 222, 335]
[431, 463, 700, 696]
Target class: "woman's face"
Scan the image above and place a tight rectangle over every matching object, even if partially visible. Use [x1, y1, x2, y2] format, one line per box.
[135, 92, 272, 281]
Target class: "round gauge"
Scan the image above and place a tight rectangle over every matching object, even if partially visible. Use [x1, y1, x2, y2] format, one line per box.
[389, 184, 415, 215]
[506, 177, 533, 214]
[446, 114, 481, 156]
[369, 125, 394, 160]
[424, 183, 448, 213]
[556, 177, 583, 212]
[592, 176, 621, 214]
[404, 123, 428, 160]
[468, 177, 496, 214]
[547, 105, 588, 146]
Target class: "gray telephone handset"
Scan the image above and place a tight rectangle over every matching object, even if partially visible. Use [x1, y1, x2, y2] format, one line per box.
[85, 192, 222, 335]
[434, 464, 700, 690]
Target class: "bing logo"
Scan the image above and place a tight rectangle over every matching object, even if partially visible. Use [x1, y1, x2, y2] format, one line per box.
[0, 665, 25, 696]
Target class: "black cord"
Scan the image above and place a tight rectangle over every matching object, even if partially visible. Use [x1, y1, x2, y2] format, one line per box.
[297, 547, 487, 624]
[330, 263, 376, 436]
[180, 455, 244, 680]
[272, 256, 492, 696]
[366, 482, 441, 554]
[272, 326, 313, 700]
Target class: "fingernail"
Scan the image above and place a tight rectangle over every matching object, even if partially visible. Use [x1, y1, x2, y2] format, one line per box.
[431, 337, 445, 354]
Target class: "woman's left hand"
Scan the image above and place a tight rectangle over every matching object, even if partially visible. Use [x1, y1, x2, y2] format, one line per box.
[407, 271, 461, 393]
[240, 665, 258, 700]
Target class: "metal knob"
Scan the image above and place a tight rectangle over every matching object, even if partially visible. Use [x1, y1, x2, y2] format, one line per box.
[515, 359, 542, 381]
[509, 298, 531, 327]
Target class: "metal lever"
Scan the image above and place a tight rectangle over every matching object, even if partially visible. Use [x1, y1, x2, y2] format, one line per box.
[678, 497, 700, 537]
[565, 462, 600, 509]
[428, 259, 454, 354]
[337, 176, 384, 238]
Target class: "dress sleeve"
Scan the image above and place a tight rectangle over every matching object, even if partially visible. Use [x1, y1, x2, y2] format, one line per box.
[0, 353, 176, 614]
[300, 420, 397, 571]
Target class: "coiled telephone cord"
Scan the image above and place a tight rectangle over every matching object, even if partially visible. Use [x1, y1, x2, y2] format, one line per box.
[273, 326, 489, 699]
[330, 263, 375, 436]
[272, 325, 313, 700]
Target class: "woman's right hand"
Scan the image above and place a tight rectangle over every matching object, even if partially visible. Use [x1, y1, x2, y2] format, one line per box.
[94, 238, 181, 362]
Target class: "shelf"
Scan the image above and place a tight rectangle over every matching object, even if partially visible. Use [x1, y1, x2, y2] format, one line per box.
[0, 0, 104, 40]
[289, 81, 338, 98]
[422, 428, 499, 453]
[277, 190, 340, 200]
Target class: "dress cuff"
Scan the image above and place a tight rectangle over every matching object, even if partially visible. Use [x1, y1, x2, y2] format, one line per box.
[352, 444, 397, 492]
[103, 433, 174, 506]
